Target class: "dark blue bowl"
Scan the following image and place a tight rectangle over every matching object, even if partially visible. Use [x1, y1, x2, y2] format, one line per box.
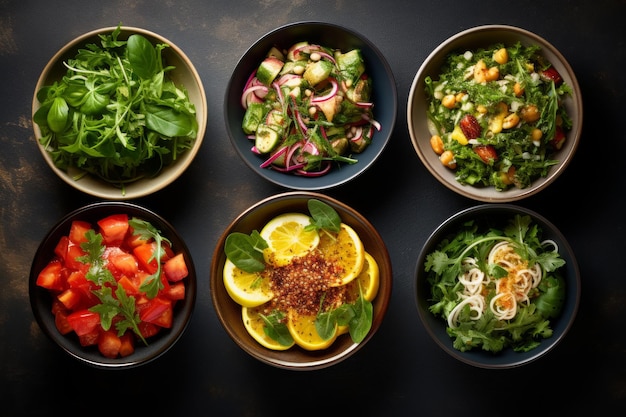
[224, 21, 397, 190]
[415, 204, 580, 369]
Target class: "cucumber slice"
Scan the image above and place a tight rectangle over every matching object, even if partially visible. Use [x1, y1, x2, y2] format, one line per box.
[303, 60, 333, 86]
[242, 102, 265, 134]
[255, 124, 281, 154]
[256, 57, 284, 86]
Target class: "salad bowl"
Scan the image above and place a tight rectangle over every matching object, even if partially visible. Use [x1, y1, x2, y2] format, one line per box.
[29, 202, 197, 369]
[32, 26, 207, 200]
[224, 21, 397, 190]
[414, 204, 580, 369]
[407, 25, 582, 202]
[210, 191, 393, 370]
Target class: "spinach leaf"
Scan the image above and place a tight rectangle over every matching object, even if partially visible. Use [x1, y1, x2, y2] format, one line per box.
[225, 231, 267, 273]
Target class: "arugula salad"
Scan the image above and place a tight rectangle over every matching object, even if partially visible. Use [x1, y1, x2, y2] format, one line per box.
[425, 42, 573, 191]
[33, 25, 198, 191]
[424, 214, 566, 353]
[240, 42, 380, 177]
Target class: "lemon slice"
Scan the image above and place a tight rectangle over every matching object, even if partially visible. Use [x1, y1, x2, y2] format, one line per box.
[317, 223, 365, 285]
[260, 213, 320, 266]
[242, 306, 294, 350]
[223, 258, 273, 307]
[347, 251, 380, 301]
[287, 309, 338, 351]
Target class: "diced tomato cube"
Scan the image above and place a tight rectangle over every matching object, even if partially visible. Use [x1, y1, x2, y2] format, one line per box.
[139, 297, 173, 328]
[67, 309, 101, 336]
[36, 260, 65, 291]
[98, 329, 122, 359]
[78, 328, 100, 346]
[98, 214, 129, 246]
[107, 251, 138, 278]
[54, 235, 70, 261]
[133, 242, 159, 274]
[64, 244, 87, 271]
[118, 275, 140, 296]
[51, 298, 68, 316]
[163, 253, 188, 282]
[54, 310, 73, 335]
[57, 288, 83, 310]
[119, 332, 135, 357]
[125, 232, 149, 249]
[163, 282, 185, 301]
[137, 321, 161, 339]
[69, 220, 92, 245]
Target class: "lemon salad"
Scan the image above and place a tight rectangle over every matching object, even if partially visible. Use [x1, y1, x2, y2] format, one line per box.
[240, 41, 380, 177]
[223, 199, 379, 351]
[424, 214, 566, 353]
[425, 42, 573, 191]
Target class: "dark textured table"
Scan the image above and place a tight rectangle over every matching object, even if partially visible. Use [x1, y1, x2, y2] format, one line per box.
[1, 1, 624, 415]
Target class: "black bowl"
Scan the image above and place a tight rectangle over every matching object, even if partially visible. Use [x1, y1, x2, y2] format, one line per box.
[224, 21, 397, 190]
[414, 204, 580, 369]
[29, 202, 197, 369]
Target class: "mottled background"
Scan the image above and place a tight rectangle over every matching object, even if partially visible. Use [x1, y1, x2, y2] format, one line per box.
[1, 0, 624, 415]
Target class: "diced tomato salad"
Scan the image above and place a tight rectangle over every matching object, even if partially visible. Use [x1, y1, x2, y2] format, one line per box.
[36, 213, 189, 359]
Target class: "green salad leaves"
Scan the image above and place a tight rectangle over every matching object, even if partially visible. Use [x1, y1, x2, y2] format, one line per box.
[424, 214, 566, 353]
[33, 24, 198, 192]
[424, 42, 573, 191]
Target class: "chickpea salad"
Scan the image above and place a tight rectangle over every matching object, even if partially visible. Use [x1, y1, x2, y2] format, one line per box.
[425, 42, 573, 191]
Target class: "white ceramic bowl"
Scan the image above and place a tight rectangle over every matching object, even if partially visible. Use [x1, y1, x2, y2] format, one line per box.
[32, 26, 207, 199]
[407, 25, 582, 202]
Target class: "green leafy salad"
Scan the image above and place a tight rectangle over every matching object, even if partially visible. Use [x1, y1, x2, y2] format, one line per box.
[425, 42, 573, 191]
[33, 25, 198, 192]
[424, 214, 566, 353]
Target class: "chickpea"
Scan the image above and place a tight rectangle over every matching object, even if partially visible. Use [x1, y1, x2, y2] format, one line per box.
[531, 128, 543, 141]
[430, 135, 444, 155]
[503, 113, 520, 129]
[513, 82, 525, 97]
[474, 59, 499, 83]
[441, 94, 456, 109]
[476, 104, 488, 114]
[493, 48, 508, 65]
[520, 105, 540, 123]
[439, 150, 457, 169]
[455, 92, 467, 103]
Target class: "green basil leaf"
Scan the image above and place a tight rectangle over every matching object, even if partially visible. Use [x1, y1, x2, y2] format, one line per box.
[47, 97, 69, 133]
[127, 34, 157, 79]
[144, 103, 195, 137]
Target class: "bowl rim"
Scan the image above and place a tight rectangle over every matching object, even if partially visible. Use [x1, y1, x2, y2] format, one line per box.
[407, 24, 583, 202]
[32, 26, 208, 200]
[29, 201, 197, 369]
[209, 190, 393, 370]
[224, 20, 397, 191]
[414, 203, 581, 369]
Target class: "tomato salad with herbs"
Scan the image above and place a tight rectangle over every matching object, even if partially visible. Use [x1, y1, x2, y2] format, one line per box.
[424, 214, 566, 353]
[240, 42, 381, 177]
[36, 214, 189, 359]
[425, 42, 573, 191]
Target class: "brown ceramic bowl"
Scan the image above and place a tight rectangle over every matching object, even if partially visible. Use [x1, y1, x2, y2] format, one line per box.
[32, 26, 207, 199]
[210, 191, 392, 370]
[29, 201, 197, 369]
[415, 204, 580, 368]
[407, 25, 582, 202]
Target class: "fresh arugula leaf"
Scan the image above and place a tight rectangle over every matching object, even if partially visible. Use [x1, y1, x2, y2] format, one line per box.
[129, 217, 171, 299]
[260, 310, 293, 347]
